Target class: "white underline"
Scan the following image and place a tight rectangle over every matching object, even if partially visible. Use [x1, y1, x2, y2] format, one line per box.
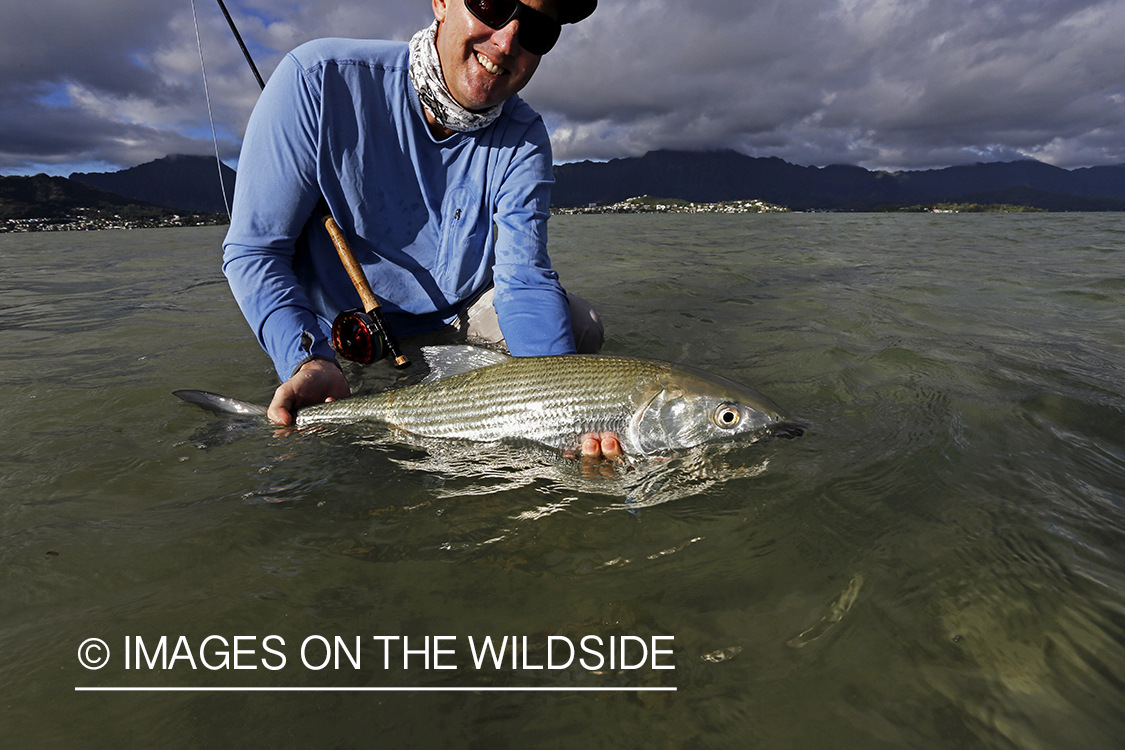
[75, 686, 675, 692]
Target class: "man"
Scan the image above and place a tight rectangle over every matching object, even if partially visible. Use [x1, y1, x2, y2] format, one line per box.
[223, 0, 619, 458]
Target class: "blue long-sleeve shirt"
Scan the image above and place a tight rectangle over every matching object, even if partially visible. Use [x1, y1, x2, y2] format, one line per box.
[223, 38, 575, 380]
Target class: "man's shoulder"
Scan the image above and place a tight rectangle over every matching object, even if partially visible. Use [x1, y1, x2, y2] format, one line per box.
[288, 38, 409, 73]
[502, 94, 544, 128]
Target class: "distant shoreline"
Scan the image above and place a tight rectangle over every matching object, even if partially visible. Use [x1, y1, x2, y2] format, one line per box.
[553, 196, 790, 215]
[0, 197, 1059, 233]
[555, 195, 1047, 215]
[1, 214, 229, 233]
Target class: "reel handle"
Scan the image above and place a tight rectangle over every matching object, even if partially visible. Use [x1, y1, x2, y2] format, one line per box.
[322, 213, 380, 312]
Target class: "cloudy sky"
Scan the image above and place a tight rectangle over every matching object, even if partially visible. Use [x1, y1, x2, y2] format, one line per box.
[2, 0, 1123, 176]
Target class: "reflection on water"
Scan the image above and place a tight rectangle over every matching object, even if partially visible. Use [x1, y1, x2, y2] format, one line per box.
[3, 217, 1125, 748]
[787, 573, 864, 648]
[373, 432, 776, 508]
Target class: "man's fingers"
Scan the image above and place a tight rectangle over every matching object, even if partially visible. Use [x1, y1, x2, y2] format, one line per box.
[599, 433, 622, 460]
[580, 431, 623, 460]
[581, 434, 602, 456]
[266, 359, 349, 425]
[267, 394, 295, 425]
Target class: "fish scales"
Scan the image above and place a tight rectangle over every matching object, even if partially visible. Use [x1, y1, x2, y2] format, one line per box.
[297, 355, 665, 449]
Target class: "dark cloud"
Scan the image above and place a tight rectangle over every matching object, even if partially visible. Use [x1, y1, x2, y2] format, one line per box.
[2, 0, 1122, 175]
[529, 0, 1125, 169]
[0, 0, 429, 174]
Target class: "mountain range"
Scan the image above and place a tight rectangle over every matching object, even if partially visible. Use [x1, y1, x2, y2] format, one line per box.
[551, 150, 1125, 211]
[70, 154, 237, 213]
[4, 151, 1125, 220]
[0, 173, 159, 220]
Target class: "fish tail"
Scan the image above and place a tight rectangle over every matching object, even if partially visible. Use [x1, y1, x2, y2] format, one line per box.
[173, 390, 270, 419]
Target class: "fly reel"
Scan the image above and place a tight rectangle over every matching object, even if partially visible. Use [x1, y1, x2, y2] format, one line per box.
[331, 309, 386, 364]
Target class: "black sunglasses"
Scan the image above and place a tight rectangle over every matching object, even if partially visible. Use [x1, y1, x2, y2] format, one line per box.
[464, 0, 562, 56]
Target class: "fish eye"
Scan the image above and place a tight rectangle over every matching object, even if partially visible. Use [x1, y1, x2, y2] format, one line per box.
[714, 404, 741, 428]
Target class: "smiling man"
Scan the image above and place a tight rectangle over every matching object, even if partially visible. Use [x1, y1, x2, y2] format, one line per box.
[223, 1, 618, 457]
[429, 0, 555, 126]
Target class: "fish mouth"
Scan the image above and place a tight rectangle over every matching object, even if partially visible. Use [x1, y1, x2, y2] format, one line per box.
[769, 421, 807, 440]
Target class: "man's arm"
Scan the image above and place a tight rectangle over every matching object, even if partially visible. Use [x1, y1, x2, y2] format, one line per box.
[489, 114, 576, 356]
[488, 113, 620, 459]
[222, 49, 342, 397]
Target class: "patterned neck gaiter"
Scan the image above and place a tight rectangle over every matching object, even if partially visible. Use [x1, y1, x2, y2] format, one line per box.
[408, 20, 503, 133]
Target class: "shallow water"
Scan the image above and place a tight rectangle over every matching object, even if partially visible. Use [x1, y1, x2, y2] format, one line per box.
[3, 214, 1124, 748]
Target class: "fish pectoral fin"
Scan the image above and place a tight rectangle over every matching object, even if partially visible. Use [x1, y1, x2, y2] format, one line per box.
[173, 390, 269, 419]
[420, 345, 511, 383]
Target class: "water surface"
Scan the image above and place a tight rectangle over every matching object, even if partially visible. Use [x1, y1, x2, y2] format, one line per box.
[2, 214, 1124, 748]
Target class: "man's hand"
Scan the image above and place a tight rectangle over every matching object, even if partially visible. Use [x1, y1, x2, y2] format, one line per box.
[268, 359, 350, 425]
[580, 431, 623, 461]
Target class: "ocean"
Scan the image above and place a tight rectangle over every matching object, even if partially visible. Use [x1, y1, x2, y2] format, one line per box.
[3, 213, 1123, 748]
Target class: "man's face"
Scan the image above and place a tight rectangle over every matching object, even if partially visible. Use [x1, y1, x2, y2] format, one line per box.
[432, 0, 557, 111]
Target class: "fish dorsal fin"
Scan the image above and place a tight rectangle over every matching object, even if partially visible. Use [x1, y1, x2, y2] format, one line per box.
[421, 345, 511, 383]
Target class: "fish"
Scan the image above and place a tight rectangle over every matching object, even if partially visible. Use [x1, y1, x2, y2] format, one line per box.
[175, 345, 802, 456]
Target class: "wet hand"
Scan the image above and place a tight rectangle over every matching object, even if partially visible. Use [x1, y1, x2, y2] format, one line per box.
[570, 431, 624, 478]
[580, 431, 623, 460]
[267, 359, 350, 425]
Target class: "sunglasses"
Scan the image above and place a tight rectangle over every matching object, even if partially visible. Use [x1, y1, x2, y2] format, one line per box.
[464, 0, 562, 56]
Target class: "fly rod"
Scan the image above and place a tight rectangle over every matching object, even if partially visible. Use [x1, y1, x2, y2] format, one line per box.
[214, 0, 410, 368]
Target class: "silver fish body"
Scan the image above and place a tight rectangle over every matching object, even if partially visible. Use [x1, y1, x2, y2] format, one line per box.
[294, 350, 795, 455]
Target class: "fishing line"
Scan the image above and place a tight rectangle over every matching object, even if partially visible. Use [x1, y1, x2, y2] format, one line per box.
[190, 0, 231, 217]
[196, 0, 410, 368]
